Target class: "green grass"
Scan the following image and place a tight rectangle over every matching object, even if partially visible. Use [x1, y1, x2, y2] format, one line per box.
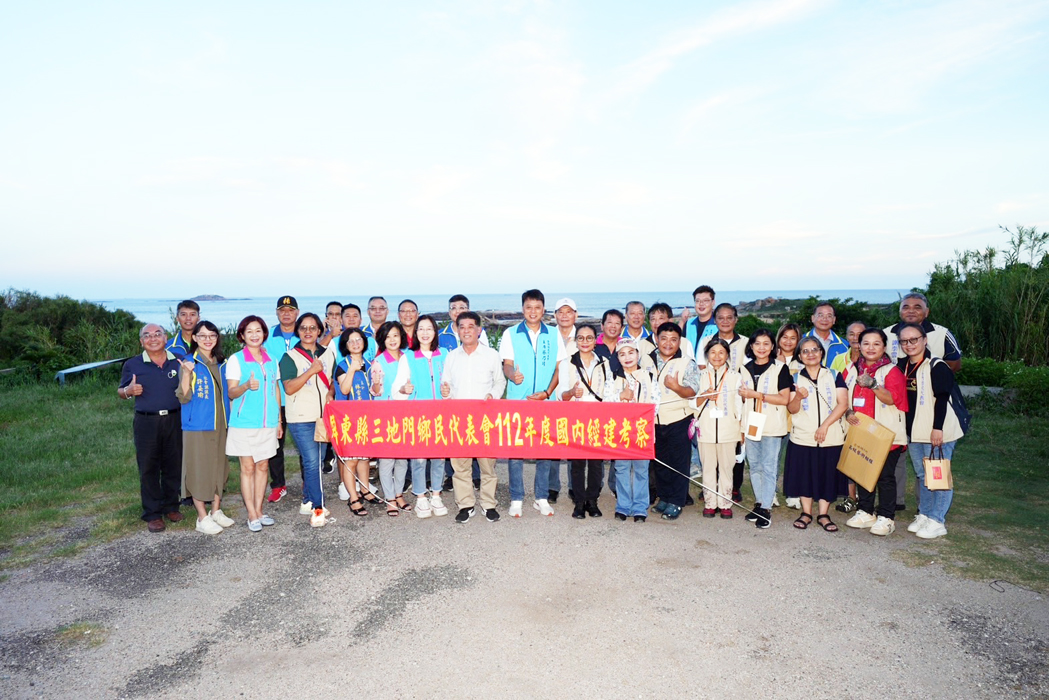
[893, 409, 1049, 592]
[54, 621, 108, 648]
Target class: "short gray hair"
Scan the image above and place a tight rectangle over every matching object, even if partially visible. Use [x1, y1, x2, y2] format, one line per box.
[900, 292, 928, 307]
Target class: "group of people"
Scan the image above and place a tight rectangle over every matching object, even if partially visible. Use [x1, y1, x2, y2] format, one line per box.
[118, 287, 965, 542]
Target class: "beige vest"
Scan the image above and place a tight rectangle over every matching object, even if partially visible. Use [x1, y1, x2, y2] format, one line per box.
[609, 368, 659, 405]
[654, 356, 693, 424]
[789, 368, 847, 447]
[284, 344, 336, 423]
[845, 362, 908, 446]
[695, 366, 744, 444]
[740, 360, 789, 437]
[908, 357, 965, 443]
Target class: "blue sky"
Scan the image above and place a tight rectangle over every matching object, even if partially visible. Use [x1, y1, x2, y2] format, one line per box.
[2, 0, 1047, 299]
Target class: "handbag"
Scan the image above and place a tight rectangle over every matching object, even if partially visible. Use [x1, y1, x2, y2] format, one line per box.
[923, 446, 953, 490]
[745, 396, 766, 441]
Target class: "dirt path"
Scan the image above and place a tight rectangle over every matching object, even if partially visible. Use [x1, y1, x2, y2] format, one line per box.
[1, 464, 1046, 699]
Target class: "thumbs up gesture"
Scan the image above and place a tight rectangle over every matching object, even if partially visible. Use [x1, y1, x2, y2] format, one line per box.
[247, 371, 260, 391]
[511, 363, 524, 385]
[400, 379, 414, 395]
[440, 380, 451, 398]
[126, 373, 143, 396]
[573, 381, 583, 399]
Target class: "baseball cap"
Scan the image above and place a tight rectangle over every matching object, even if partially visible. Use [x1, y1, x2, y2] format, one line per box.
[554, 297, 577, 312]
[617, 337, 639, 355]
[276, 295, 298, 309]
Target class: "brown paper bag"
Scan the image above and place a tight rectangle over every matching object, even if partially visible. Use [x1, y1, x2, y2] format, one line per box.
[836, 413, 894, 493]
[745, 397, 766, 440]
[923, 448, 953, 490]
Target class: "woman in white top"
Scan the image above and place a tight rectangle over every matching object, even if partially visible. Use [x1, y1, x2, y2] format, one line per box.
[369, 321, 413, 516]
[607, 339, 659, 522]
[695, 338, 745, 519]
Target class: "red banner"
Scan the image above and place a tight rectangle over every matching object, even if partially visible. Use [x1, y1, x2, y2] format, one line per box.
[323, 399, 655, 460]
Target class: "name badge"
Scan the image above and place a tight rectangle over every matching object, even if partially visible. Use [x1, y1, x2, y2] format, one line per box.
[853, 397, 866, 408]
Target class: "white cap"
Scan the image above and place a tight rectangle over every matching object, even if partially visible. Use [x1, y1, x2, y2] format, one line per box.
[617, 337, 639, 355]
[554, 297, 577, 312]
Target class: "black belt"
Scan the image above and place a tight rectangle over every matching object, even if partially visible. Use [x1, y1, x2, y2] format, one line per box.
[135, 409, 181, 416]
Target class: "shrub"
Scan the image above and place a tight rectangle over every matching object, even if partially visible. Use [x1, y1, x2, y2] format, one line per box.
[786, 297, 897, 336]
[1004, 366, 1049, 415]
[955, 357, 1025, 387]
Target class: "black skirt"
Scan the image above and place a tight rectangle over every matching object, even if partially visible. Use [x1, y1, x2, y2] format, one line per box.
[783, 440, 848, 502]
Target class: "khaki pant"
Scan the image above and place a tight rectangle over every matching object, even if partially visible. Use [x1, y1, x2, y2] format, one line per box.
[699, 442, 737, 510]
[452, 457, 497, 510]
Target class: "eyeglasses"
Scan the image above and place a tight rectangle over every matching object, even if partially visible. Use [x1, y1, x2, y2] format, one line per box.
[814, 313, 835, 320]
[195, 333, 218, 340]
[800, 348, 822, 355]
[369, 306, 387, 312]
[899, 337, 925, 345]
[298, 325, 320, 332]
[576, 335, 596, 342]
[449, 305, 468, 312]
[141, 331, 165, 339]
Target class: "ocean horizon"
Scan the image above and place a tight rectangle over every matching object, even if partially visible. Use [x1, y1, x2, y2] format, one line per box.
[98, 289, 911, 329]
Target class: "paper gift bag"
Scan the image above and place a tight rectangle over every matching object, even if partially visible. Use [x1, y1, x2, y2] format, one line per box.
[923, 448, 953, 490]
[836, 413, 894, 493]
[745, 397, 766, 440]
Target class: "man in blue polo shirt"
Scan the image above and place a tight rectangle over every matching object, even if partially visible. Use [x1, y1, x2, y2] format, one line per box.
[803, 302, 849, 369]
[263, 295, 301, 503]
[438, 294, 490, 351]
[500, 289, 567, 517]
[166, 300, 199, 360]
[119, 323, 184, 533]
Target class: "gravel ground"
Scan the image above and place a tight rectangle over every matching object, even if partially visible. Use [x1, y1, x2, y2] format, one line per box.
[1, 462, 1047, 699]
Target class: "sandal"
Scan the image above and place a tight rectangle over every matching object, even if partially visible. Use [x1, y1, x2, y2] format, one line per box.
[386, 502, 399, 517]
[348, 499, 367, 517]
[359, 489, 381, 505]
[395, 496, 413, 512]
[816, 514, 839, 532]
[793, 512, 813, 530]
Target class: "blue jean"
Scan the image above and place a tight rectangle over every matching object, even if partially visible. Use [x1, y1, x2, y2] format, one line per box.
[410, 458, 445, 496]
[379, 458, 408, 500]
[508, 458, 553, 502]
[907, 441, 956, 524]
[747, 435, 785, 509]
[549, 461, 564, 492]
[615, 460, 649, 517]
[286, 421, 323, 508]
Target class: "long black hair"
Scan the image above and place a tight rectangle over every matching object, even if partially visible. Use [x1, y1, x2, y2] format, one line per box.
[189, 320, 226, 364]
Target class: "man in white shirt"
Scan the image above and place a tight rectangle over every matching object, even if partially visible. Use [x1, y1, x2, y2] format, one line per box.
[441, 312, 507, 523]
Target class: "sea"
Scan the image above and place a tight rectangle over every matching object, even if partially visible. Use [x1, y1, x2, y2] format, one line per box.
[97, 289, 909, 329]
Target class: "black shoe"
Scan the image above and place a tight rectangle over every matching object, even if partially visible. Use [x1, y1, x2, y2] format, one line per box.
[745, 504, 762, 522]
[548, 490, 559, 504]
[483, 507, 500, 522]
[756, 508, 772, 529]
[895, 503, 907, 512]
[685, 493, 695, 506]
[473, 478, 481, 490]
[572, 503, 586, 519]
[443, 476, 454, 491]
[634, 515, 646, 523]
[731, 490, 742, 503]
[322, 458, 335, 475]
[585, 501, 602, 518]
[614, 512, 627, 521]
[455, 507, 475, 523]
[180, 496, 193, 507]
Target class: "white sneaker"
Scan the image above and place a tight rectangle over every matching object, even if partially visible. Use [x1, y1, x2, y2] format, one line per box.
[415, 495, 432, 519]
[916, 519, 947, 539]
[259, 514, 275, 526]
[195, 515, 223, 535]
[299, 501, 313, 515]
[310, 507, 333, 528]
[247, 519, 263, 532]
[508, 500, 523, 518]
[772, 495, 781, 507]
[870, 516, 896, 536]
[785, 497, 802, 510]
[846, 510, 877, 529]
[907, 514, 930, 533]
[430, 493, 448, 517]
[338, 483, 350, 501]
[210, 509, 234, 528]
[533, 499, 555, 517]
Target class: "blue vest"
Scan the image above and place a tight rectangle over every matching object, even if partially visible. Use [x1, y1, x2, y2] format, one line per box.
[334, 358, 372, 401]
[406, 349, 446, 400]
[229, 348, 281, 429]
[265, 328, 297, 403]
[685, 317, 717, 358]
[166, 333, 191, 360]
[506, 322, 558, 400]
[437, 325, 459, 352]
[372, 351, 403, 400]
[181, 352, 229, 431]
